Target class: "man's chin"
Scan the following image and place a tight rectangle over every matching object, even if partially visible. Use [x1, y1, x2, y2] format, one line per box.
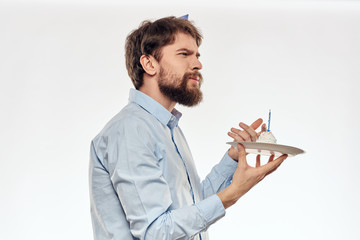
[178, 90, 203, 107]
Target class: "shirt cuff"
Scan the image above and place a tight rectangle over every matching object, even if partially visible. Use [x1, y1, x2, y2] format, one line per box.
[195, 194, 226, 225]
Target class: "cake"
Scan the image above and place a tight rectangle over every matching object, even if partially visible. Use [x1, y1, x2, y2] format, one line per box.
[257, 131, 277, 144]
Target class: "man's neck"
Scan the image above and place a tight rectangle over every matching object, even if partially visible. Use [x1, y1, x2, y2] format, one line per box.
[138, 87, 176, 113]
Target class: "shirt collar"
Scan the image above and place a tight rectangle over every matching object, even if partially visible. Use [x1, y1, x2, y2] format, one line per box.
[129, 89, 182, 129]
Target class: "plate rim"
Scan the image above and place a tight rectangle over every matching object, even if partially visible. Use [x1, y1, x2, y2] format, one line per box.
[226, 141, 305, 157]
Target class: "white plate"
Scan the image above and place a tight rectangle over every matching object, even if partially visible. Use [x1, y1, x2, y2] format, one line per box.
[226, 141, 305, 157]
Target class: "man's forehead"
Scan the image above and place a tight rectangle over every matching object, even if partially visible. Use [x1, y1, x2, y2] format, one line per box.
[170, 32, 199, 50]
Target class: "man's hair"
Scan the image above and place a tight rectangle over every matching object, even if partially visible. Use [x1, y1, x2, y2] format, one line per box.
[125, 16, 202, 89]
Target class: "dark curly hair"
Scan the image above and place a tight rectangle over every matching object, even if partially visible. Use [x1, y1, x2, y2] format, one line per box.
[125, 16, 202, 89]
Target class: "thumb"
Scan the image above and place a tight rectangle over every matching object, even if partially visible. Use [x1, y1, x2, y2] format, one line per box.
[237, 144, 247, 166]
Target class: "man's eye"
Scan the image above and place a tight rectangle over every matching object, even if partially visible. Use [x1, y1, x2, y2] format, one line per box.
[180, 52, 188, 56]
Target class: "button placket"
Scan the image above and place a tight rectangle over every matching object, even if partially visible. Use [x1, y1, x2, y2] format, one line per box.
[168, 124, 196, 204]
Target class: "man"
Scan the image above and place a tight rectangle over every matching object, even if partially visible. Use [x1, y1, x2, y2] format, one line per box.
[89, 16, 287, 240]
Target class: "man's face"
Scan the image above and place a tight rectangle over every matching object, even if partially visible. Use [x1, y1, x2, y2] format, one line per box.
[157, 32, 203, 107]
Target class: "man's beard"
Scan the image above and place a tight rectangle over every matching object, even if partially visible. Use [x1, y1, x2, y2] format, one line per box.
[158, 67, 203, 107]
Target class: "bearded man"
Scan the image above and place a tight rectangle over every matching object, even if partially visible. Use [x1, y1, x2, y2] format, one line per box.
[89, 16, 287, 240]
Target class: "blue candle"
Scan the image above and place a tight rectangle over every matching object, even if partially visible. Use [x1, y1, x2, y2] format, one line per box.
[267, 110, 271, 132]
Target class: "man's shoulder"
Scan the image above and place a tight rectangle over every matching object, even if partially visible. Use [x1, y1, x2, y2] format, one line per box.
[94, 102, 158, 139]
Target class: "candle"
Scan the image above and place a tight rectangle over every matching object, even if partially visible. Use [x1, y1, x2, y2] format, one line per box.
[267, 109, 271, 132]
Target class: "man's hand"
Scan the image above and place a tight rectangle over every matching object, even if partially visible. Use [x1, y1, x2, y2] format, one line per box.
[227, 118, 267, 161]
[217, 144, 287, 209]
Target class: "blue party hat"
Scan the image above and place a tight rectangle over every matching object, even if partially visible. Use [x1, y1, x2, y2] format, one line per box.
[178, 14, 189, 20]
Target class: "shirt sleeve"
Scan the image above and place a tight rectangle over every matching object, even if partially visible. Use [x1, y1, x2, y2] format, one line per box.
[201, 152, 238, 199]
[107, 117, 225, 240]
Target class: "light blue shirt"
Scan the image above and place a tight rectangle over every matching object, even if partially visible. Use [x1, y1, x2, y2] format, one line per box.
[89, 89, 237, 240]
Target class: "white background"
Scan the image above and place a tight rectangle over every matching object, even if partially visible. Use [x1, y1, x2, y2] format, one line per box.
[1, 0, 360, 239]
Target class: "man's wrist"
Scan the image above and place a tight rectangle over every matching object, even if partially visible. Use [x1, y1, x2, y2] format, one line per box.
[227, 148, 238, 162]
[217, 185, 239, 209]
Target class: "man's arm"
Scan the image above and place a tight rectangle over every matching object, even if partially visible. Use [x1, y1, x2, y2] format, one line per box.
[200, 153, 237, 199]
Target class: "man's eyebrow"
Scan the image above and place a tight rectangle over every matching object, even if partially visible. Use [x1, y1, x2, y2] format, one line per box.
[176, 48, 201, 57]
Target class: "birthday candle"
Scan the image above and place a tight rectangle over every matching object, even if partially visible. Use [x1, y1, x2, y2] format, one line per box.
[267, 109, 271, 132]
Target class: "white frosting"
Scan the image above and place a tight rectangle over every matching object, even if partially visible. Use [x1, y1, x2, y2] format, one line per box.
[257, 131, 277, 144]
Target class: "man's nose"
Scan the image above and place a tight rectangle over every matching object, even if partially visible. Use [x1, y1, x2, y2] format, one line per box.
[191, 57, 202, 71]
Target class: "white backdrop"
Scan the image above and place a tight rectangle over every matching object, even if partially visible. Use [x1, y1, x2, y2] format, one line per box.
[1, 0, 360, 239]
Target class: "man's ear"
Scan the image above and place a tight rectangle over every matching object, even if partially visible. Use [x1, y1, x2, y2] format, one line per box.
[140, 55, 158, 76]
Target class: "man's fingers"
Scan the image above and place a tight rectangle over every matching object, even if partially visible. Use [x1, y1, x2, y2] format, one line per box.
[231, 118, 263, 142]
[228, 131, 245, 141]
[256, 155, 261, 167]
[257, 124, 267, 137]
[261, 154, 287, 174]
[229, 128, 249, 141]
[267, 154, 275, 163]
[264, 155, 284, 177]
[250, 118, 263, 130]
[276, 154, 288, 162]
[239, 122, 258, 142]
[261, 123, 267, 132]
